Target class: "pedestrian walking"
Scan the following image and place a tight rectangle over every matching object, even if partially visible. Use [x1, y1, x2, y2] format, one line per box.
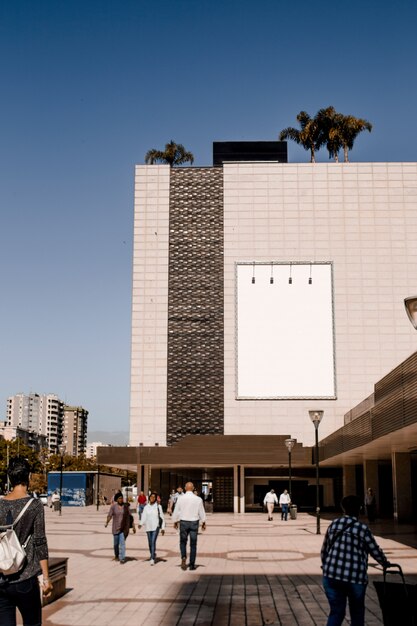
[167, 489, 176, 516]
[263, 489, 278, 521]
[0, 457, 53, 626]
[279, 489, 291, 520]
[137, 491, 147, 521]
[172, 482, 206, 571]
[321, 494, 390, 626]
[138, 492, 165, 565]
[105, 492, 130, 564]
[51, 490, 60, 512]
[364, 488, 377, 523]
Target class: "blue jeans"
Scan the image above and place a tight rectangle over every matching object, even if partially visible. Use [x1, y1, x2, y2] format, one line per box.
[0, 576, 42, 626]
[113, 531, 126, 561]
[138, 504, 145, 520]
[323, 577, 367, 626]
[281, 504, 289, 520]
[180, 520, 199, 566]
[147, 528, 160, 560]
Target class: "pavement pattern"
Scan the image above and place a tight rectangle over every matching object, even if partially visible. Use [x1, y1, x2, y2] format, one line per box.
[33, 507, 417, 626]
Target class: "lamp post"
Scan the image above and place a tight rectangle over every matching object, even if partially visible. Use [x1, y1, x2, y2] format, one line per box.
[96, 464, 100, 511]
[58, 444, 66, 516]
[309, 410, 324, 535]
[284, 438, 296, 498]
[6, 443, 10, 493]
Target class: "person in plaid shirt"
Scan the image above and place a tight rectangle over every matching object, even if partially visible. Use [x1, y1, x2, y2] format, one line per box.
[321, 495, 390, 625]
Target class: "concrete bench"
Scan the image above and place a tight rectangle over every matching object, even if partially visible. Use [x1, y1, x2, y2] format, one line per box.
[42, 557, 68, 606]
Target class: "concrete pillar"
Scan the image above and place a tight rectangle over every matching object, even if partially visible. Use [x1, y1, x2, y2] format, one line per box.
[343, 466, 356, 497]
[233, 465, 239, 513]
[136, 464, 142, 491]
[239, 465, 245, 514]
[364, 460, 379, 500]
[143, 464, 150, 497]
[392, 452, 413, 522]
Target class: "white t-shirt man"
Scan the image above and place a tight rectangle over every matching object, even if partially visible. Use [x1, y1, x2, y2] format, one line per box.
[263, 490, 278, 521]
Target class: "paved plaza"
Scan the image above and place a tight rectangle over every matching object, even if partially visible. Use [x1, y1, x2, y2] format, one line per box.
[36, 507, 417, 626]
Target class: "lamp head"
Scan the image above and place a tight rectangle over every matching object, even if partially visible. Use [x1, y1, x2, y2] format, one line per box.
[284, 438, 296, 452]
[309, 410, 324, 428]
[404, 296, 417, 330]
[58, 444, 66, 456]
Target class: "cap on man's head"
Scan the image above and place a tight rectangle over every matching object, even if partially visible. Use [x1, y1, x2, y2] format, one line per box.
[114, 492, 123, 501]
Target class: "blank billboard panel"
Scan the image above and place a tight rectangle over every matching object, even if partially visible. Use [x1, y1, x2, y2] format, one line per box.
[236, 262, 336, 399]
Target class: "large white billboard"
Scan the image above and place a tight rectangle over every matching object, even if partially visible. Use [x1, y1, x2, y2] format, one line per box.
[236, 262, 336, 399]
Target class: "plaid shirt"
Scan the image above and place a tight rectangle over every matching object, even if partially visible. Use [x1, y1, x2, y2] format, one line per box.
[321, 515, 388, 584]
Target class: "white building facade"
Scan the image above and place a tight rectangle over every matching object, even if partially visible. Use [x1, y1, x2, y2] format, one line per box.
[130, 158, 417, 448]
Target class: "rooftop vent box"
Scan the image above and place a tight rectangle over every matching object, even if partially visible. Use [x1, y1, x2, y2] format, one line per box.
[213, 141, 287, 166]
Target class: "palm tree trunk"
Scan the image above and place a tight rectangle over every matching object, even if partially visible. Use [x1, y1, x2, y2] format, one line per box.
[344, 145, 349, 162]
[310, 148, 315, 163]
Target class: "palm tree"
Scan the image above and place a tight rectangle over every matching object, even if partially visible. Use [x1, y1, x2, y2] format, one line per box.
[335, 115, 372, 162]
[279, 111, 322, 163]
[316, 106, 343, 162]
[144, 140, 194, 166]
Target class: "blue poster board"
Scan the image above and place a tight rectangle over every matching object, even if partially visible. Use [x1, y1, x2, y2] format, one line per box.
[48, 472, 93, 507]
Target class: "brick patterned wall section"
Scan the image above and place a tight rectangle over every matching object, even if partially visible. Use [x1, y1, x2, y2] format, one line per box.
[167, 168, 224, 445]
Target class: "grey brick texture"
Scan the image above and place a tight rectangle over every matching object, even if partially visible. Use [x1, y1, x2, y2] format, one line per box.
[167, 168, 224, 445]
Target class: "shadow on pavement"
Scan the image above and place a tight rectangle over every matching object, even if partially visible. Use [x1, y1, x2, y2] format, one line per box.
[165, 573, 385, 626]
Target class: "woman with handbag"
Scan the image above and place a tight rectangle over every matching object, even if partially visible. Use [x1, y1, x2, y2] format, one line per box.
[138, 492, 165, 565]
[0, 457, 53, 626]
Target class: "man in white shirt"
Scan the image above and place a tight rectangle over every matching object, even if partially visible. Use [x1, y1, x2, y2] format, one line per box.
[172, 481, 206, 570]
[263, 489, 278, 521]
[279, 489, 291, 520]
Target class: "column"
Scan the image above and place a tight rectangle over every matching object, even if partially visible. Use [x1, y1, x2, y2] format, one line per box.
[136, 464, 142, 491]
[392, 452, 412, 522]
[363, 460, 379, 497]
[239, 465, 245, 514]
[343, 465, 356, 496]
[233, 465, 239, 513]
[143, 464, 150, 496]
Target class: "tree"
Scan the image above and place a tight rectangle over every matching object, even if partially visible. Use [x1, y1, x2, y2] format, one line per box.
[0, 439, 42, 492]
[145, 140, 194, 166]
[333, 114, 372, 162]
[314, 106, 343, 162]
[280, 107, 372, 162]
[279, 111, 322, 163]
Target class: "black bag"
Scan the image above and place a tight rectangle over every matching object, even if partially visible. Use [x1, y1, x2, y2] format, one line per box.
[374, 563, 417, 626]
[157, 505, 163, 529]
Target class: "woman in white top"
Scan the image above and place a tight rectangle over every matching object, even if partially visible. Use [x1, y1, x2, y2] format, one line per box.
[138, 492, 165, 565]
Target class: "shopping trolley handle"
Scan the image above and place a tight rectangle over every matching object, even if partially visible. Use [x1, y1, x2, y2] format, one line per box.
[382, 562, 402, 573]
[381, 562, 407, 585]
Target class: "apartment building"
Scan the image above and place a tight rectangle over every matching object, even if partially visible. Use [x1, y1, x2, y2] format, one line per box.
[63, 406, 88, 456]
[6, 393, 88, 455]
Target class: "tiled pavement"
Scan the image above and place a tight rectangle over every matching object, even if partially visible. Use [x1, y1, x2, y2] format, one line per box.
[36, 507, 417, 626]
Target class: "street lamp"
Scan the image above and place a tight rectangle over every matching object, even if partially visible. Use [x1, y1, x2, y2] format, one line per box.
[404, 296, 417, 330]
[58, 444, 66, 516]
[284, 438, 296, 499]
[96, 464, 101, 512]
[309, 410, 324, 535]
[6, 443, 10, 493]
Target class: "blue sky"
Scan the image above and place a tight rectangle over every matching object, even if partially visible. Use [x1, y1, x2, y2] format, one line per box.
[1, 0, 416, 437]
